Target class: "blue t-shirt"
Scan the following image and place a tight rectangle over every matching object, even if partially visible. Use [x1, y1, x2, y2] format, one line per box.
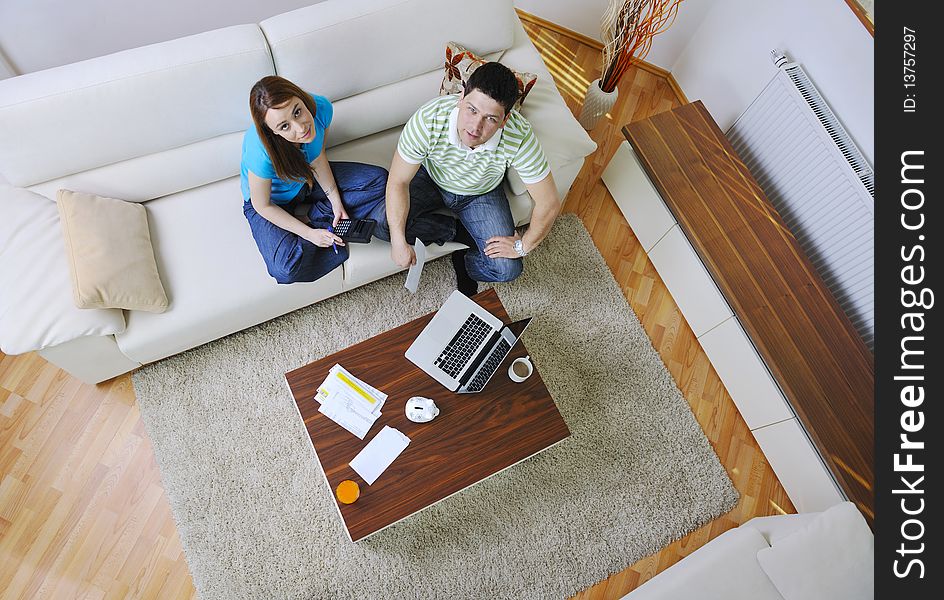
[239, 94, 333, 204]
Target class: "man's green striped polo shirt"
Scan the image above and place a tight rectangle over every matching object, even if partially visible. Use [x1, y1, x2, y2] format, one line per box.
[397, 95, 550, 195]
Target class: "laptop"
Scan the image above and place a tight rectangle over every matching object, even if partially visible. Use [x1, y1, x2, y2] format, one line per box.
[406, 291, 532, 393]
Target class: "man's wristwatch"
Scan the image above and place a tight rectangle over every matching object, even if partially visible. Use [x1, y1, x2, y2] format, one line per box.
[513, 239, 528, 257]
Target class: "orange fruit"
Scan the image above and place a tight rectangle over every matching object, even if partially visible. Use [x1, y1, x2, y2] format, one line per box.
[336, 479, 360, 504]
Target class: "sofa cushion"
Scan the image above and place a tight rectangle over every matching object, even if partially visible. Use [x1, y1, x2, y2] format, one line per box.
[439, 41, 537, 111]
[623, 527, 785, 600]
[57, 190, 168, 313]
[27, 133, 246, 205]
[38, 335, 142, 386]
[0, 186, 125, 355]
[744, 511, 821, 545]
[0, 25, 272, 190]
[499, 17, 597, 196]
[756, 502, 873, 600]
[260, 0, 516, 104]
[327, 71, 452, 151]
[114, 178, 344, 365]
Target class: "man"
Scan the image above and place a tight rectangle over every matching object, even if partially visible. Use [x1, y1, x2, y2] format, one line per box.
[381, 61, 560, 295]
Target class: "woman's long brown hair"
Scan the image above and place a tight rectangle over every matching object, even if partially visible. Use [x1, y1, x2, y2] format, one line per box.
[249, 76, 318, 187]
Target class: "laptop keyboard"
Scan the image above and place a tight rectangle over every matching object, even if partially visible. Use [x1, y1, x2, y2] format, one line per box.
[465, 338, 512, 392]
[434, 314, 492, 379]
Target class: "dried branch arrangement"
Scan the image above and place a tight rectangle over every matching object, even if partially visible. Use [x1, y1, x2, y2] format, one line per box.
[599, 0, 683, 93]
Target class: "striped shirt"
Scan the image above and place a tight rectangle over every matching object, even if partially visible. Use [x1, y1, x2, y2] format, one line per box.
[397, 95, 550, 195]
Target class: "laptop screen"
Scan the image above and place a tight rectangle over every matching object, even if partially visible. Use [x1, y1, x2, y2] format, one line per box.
[505, 317, 532, 340]
[456, 316, 534, 391]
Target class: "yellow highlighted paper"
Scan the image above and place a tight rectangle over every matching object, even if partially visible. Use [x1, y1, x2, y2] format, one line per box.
[313, 364, 388, 439]
[337, 371, 376, 405]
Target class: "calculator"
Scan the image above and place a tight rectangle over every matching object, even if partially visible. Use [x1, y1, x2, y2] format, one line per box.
[332, 218, 377, 243]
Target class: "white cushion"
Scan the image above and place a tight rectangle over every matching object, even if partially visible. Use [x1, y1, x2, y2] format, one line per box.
[624, 527, 785, 600]
[756, 502, 873, 600]
[27, 133, 245, 204]
[543, 158, 584, 207]
[745, 511, 822, 545]
[0, 25, 271, 188]
[260, 0, 515, 103]
[38, 335, 141, 385]
[328, 70, 453, 151]
[114, 178, 344, 365]
[327, 125, 408, 169]
[0, 186, 125, 355]
[500, 17, 597, 195]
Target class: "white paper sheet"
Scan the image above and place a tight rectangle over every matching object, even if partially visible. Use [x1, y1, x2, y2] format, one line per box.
[404, 239, 427, 293]
[349, 426, 411, 485]
[318, 393, 380, 440]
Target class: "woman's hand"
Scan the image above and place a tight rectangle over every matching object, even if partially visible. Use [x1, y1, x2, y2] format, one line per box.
[331, 201, 349, 228]
[306, 228, 345, 248]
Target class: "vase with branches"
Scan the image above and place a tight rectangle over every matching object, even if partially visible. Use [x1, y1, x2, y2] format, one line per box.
[578, 0, 683, 130]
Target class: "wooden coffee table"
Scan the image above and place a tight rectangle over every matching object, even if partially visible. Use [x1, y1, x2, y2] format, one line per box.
[285, 289, 570, 541]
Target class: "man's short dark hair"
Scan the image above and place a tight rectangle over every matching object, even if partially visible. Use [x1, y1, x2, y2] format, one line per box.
[464, 62, 520, 116]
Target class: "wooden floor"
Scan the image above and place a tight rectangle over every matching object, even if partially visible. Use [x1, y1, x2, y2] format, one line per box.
[0, 17, 794, 600]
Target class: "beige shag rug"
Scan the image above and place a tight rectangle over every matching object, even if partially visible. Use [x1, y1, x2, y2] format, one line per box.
[132, 214, 738, 599]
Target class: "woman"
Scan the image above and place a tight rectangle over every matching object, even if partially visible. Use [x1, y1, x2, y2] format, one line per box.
[241, 76, 388, 283]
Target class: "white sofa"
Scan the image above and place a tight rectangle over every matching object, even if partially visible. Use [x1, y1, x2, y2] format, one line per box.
[623, 502, 874, 600]
[0, 0, 597, 383]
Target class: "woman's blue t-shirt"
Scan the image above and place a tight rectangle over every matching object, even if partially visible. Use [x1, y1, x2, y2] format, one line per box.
[239, 94, 333, 204]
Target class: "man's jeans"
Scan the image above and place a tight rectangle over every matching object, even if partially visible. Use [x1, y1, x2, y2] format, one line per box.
[243, 161, 388, 284]
[374, 166, 522, 282]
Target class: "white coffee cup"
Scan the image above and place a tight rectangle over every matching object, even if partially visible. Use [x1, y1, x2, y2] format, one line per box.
[508, 355, 534, 383]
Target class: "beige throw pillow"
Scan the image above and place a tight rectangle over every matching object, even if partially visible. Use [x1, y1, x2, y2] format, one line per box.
[56, 189, 168, 313]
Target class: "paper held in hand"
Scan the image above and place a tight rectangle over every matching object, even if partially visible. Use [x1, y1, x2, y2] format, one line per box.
[404, 238, 426, 294]
[315, 364, 386, 439]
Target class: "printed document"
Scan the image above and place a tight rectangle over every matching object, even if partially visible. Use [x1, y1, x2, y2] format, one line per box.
[318, 394, 378, 440]
[316, 364, 386, 413]
[349, 426, 411, 485]
[315, 364, 386, 439]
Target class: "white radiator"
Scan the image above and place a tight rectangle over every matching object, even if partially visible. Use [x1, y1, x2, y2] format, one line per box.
[727, 51, 874, 350]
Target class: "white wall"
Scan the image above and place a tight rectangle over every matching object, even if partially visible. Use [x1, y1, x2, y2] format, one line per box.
[514, 0, 608, 42]
[514, 0, 712, 70]
[638, 0, 712, 70]
[513, 0, 705, 70]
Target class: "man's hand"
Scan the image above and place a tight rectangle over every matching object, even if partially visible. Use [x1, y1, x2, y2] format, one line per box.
[484, 232, 523, 259]
[385, 152, 422, 267]
[391, 239, 417, 267]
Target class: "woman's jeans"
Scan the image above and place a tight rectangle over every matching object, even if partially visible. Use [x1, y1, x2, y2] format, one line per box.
[373, 166, 522, 283]
[243, 161, 388, 284]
